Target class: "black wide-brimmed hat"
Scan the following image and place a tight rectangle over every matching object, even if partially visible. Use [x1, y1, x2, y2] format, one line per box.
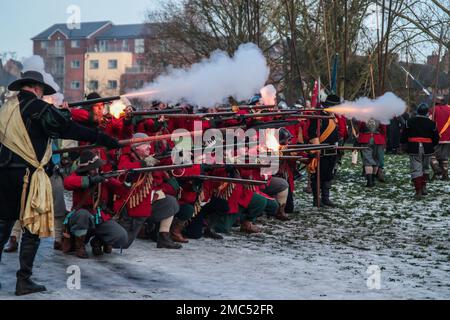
[76, 150, 105, 174]
[322, 94, 341, 108]
[8, 70, 56, 95]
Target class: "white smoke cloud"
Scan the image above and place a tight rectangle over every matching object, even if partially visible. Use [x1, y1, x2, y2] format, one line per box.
[130, 43, 270, 107]
[22, 55, 60, 93]
[260, 84, 276, 106]
[327, 92, 407, 124]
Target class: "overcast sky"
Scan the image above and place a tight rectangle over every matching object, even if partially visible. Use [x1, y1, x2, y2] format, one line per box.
[0, 0, 160, 60]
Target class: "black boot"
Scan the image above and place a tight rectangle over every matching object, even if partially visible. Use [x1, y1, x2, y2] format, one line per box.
[365, 174, 374, 187]
[157, 232, 182, 249]
[203, 227, 223, 240]
[285, 189, 294, 213]
[15, 230, 46, 296]
[321, 181, 337, 208]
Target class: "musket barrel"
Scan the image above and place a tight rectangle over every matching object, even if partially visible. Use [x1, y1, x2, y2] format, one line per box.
[68, 95, 122, 108]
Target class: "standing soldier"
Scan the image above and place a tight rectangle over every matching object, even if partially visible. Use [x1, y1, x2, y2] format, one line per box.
[0, 71, 119, 295]
[400, 103, 440, 199]
[357, 117, 387, 187]
[307, 94, 340, 207]
[429, 96, 450, 180]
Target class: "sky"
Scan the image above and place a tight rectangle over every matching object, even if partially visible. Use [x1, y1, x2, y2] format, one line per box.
[0, 0, 160, 60]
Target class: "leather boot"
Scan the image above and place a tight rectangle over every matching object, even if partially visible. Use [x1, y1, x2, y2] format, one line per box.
[170, 218, 189, 243]
[4, 236, 18, 253]
[441, 161, 449, 181]
[422, 174, 429, 195]
[53, 240, 62, 251]
[203, 227, 223, 240]
[90, 237, 103, 256]
[321, 181, 337, 208]
[74, 236, 88, 259]
[157, 232, 182, 249]
[240, 220, 261, 234]
[376, 169, 386, 182]
[103, 244, 112, 254]
[275, 204, 290, 221]
[430, 158, 442, 179]
[62, 235, 74, 254]
[413, 177, 423, 200]
[365, 174, 374, 187]
[15, 230, 46, 296]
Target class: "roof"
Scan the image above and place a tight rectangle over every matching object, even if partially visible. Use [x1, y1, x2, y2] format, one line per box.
[95, 24, 151, 40]
[31, 21, 112, 40]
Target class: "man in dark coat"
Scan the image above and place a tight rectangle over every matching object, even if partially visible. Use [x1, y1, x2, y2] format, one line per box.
[308, 94, 340, 207]
[400, 103, 440, 199]
[0, 70, 119, 295]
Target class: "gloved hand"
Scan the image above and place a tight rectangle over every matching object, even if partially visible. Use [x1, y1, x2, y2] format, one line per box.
[96, 132, 120, 149]
[89, 175, 106, 186]
[143, 155, 160, 167]
[124, 169, 138, 186]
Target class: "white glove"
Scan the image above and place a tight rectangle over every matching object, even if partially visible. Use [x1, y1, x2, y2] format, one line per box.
[144, 155, 160, 167]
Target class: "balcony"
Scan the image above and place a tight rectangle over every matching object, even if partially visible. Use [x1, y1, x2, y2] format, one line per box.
[47, 47, 65, 57]
[125, 66, 150, 74]
[87, 45, 131, 53]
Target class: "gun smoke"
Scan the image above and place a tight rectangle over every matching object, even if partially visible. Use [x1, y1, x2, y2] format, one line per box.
[326, 92, 407, 124]
[130, 43, 270, 107]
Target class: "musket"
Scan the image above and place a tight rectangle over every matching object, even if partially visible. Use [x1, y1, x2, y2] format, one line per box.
[239, 112, 333, 119]
[161, 112, 237, 119]
[100, 163, 193, 179]
[131, 109, 183, 116]
[54, 125, 248, 155]
[207, 163, 272, 169]
[178, 175, 267, 186]
[217, 105, 276, 111]
[280, 145, 369, 153]
[275, 156, 310, 161]
[68, 95, 121, 108]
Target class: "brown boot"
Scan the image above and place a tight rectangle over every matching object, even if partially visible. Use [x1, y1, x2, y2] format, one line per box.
[240, 220, 261, 234]
[441, 161, 448, 181]
[53, 240, 62, 251]
[275, 204, 290, 221]
[62, 235, 74, 254]
[90, 237, 103, 256]
[376, 169, 386, 183]
[103, 244, 112, 254]
[157, 232, 182, 249]
[170, 218, 189, 243]
[413, 177, 423, 200]
[74, 236, 88, 259]
[431, 158, 442, 179]
[4, 236, 18, 253]
[422, 174, 429, 195]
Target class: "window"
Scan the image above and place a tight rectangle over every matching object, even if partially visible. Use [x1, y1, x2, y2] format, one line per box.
[135, 80, 144, 88]
[107, 80, 117, 89]
[135, 39, 145, 54]
[40, 41, 48, 49]
[71, 81, 81, 90]
[108, 60, 118, 69]
[71, 60, 80, 69]
[71, 40, 80, 48]
[99, 40, 107, 52]
[55, 40, 64, 48]
[90, 60, 99, 69]
[122, 40, 129, 51]
[89, 80, 98, 90]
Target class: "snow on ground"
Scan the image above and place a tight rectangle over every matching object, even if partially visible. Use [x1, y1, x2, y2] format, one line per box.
[0, 154, 449, 300]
